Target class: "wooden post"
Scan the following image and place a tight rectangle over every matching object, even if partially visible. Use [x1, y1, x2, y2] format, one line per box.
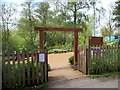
[39, 31, 44, 51]
[74, 31, 78, 69]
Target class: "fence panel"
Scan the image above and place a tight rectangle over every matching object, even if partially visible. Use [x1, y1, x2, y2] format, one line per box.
[89, 44, 119, 74]
[2, 49, 48, 89]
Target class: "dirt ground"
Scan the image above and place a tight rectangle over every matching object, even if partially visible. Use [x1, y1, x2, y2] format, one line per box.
[48, 52, 74, 69]
[48, 52, 86, 83]
[47, 52, 119, 88]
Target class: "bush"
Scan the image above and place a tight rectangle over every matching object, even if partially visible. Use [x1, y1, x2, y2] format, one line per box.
[69, 56, 74, 65]
[48, 64, 51, 71]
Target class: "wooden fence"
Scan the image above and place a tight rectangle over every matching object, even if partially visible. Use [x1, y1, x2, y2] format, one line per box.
[2, 49, 48, 88]
[89, 44, 120, 74]
[77, 47, 88, 74]
[77, 44, 120, 75]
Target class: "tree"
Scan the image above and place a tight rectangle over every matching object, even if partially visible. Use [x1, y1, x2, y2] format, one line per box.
[35, 2, 50, 26]
[34, 2, 50, 48]
[89, 0, 106, 36]
[113, 1, 120, 28]
[0, 3, 17, 50]
[101, 4, 115, 40]
[60, 2, 92, 45]
[18, 2, 38, 50]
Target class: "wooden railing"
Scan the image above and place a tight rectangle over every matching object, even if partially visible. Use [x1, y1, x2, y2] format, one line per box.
[2, 49, 48, 88]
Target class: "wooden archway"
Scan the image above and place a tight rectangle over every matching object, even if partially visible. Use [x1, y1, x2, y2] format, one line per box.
[35, 27, 83, 68]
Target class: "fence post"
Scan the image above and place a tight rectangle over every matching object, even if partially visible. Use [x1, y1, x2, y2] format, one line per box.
[31, 51, 35, 85]
[7, 50, 11, 88]
[87, 46, 91, 74]
[26, 51, 30, 85]
[77, 47, 80, 71]
[22, 50, 25, 86]
[36, 49, 39, 84]
[86, 48, 89, 74]
[2, 50, 6, 88]
[45, 50, 48, 82]
[12, 51, 16, 87]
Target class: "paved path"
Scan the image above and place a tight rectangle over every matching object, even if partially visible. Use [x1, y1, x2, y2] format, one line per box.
[48, 77, 118, 88]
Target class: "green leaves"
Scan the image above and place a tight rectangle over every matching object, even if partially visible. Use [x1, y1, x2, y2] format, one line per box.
[113, 1, 120, 27]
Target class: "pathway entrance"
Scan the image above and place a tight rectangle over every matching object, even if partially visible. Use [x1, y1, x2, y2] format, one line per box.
[48, 52, 86, 84]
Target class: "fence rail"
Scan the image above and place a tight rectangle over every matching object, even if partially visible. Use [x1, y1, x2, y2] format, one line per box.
[2, 49, 48, 88]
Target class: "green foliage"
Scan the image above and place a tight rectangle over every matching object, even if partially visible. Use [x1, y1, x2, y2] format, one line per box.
[17, 2, 39, 50]
[3, 1, 93, 53]
[69, 56, 74, 65]
[113, 1, 120, 27]
[0, 30, 2, 52]
[31, 83, 48, 88]
[8, 30, 26, 51]
[89, 72, 119, 78]
[48, 64, 51, 71]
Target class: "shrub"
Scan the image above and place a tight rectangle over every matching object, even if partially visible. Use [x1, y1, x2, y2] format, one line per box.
[48, 64, 51, 71]
[69, 56, 74, 65]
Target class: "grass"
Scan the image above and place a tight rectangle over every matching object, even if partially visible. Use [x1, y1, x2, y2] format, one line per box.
[89, 71, 119, 78]
[6, 83, 48, 90]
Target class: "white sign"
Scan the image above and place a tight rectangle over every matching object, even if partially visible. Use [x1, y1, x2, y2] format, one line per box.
[39, 53, 45, 62]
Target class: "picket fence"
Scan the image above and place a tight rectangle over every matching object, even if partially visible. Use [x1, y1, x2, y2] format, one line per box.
[2, 49, 48, 88]
[77, 44, 120, 74]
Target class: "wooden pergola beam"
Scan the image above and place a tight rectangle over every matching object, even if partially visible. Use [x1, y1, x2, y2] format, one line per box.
[35, 27, 83, 32]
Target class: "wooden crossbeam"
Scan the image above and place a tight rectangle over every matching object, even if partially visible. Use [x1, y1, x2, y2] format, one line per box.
[35, 27, 83, 32]
[35, 26, 83, 69]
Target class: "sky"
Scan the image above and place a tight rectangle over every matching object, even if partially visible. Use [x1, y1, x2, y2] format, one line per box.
[1, 0, 116, 15]
[0, 0, 117, 7]
[0, 0, 118, 36]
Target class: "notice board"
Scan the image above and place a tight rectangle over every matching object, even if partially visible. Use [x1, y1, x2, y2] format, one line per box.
[89, 36, 103, 46]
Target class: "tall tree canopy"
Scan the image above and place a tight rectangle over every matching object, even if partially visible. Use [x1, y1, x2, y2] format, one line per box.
[1, 3, 17, 50]
[113, 0, 120, 28]
[18, 2, 38, 50]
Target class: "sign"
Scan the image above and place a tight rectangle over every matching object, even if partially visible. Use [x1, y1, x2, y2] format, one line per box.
[39, 53, 45, 62]
[89, 36, 103, 46]
[104, 36, 117, 42]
